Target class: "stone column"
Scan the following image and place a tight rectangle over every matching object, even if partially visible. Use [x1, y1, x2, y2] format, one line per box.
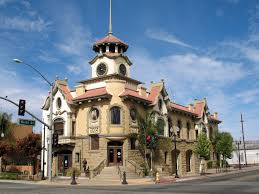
[67, 113, 72, 137]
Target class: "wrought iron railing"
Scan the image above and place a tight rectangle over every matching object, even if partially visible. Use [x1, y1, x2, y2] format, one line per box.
[90, 159, 106, 179]
[126, 159, 145, 177]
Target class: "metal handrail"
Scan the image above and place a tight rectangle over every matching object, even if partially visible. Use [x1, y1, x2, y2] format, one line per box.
[91, 159, 106, 178]
[126, 159, 145, 177]
[117, 164, 122, 181]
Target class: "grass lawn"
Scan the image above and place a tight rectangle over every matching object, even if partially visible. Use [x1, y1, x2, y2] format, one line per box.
[0, 172, 21, 180]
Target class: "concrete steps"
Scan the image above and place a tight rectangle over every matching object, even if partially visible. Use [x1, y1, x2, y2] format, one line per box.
[92, 166, 120, 182]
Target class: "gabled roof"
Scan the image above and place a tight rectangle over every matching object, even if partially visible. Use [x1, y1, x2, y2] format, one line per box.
[73, 87, 111, 102]
[119, 89, 152, 104]
[42, 80, 73, 110]
[57, 81, 73, 104]
[148, 86, 161, 104]
[194, 101, 205, 117]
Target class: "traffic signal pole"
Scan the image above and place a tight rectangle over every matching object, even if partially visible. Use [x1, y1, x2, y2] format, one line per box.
[48, 85, 53, 181]
[0, 96, 49, 128]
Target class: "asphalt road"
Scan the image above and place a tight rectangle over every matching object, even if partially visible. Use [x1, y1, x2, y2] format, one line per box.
[0, 169, 258, 194]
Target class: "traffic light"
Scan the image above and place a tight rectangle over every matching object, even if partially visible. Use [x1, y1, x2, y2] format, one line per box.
[53, 133, 59, 147]
[18, 99, 26, 116]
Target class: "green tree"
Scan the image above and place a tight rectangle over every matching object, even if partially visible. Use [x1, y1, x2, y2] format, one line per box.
[137, 111, 164, 172]
[0, 112, 14, 139]
[17, 134, 41, 175]
[194, 132, 211, 160]
[215, 132, 234, 168]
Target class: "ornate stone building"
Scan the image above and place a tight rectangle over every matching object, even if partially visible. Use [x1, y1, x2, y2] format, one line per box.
[41, 2, 221, 178]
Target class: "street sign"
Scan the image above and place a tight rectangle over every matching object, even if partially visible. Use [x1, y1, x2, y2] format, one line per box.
[18, 118, 36, 126]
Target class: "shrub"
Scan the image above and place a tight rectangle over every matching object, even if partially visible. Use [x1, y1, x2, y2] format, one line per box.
[65, 167, 81, 177]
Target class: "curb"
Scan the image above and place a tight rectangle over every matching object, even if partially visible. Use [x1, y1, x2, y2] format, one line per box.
[176, 167, 259, 183]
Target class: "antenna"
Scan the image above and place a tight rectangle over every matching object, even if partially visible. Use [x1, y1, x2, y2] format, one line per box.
[108, 0, 112, 35]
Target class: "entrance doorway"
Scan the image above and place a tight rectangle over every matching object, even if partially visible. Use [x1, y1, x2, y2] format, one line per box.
[107, 141, 123, 166]
[55, 150, 72, 176]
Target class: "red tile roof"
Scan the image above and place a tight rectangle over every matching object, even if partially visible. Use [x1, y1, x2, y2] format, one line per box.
[59, 84, 73, 104]
[194, 102, 205, 117]
[120, 89, 152, 103]
[170, 102, 198, 115]
[147, 86, 161, 104]
[95, 34, 128, 48]
[73, 87, 111, 101]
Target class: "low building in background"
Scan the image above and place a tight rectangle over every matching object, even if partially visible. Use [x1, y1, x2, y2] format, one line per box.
[227, 141, 259, 165]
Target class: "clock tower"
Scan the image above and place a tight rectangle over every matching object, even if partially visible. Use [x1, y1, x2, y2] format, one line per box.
[89, 0, 132, 78]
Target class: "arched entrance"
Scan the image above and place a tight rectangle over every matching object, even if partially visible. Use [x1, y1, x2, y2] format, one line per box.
[171, 149, 180, 174]
[107, 141, 123, 166]
[53, 148, 73, 176]
[186, 150, 193, 172]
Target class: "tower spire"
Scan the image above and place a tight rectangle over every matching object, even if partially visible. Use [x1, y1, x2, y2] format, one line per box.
[108, 0, 112, 35]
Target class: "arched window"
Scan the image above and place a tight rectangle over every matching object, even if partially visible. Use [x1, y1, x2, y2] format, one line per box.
[54, 118, 64, 135]
[186, 122, 190, 140]
[177, 120, 182, 138]
[110, 106, 121, 124]
[209, 127, 213, 140]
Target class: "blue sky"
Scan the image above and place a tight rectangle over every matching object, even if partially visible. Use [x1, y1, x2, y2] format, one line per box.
[0, 0, 259, 140]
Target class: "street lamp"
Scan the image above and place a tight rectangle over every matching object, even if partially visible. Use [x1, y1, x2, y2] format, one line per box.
[13, 58, 54, 182]
[172, 133, 179, 178]
[235, 140, 242, 170]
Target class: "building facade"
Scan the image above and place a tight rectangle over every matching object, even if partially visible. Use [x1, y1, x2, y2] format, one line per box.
[41, 9, 221, 177]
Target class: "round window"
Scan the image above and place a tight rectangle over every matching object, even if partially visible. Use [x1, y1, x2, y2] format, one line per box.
[90, 108, 99, 121]
[130, 108, 137, 121]
[56, 97, 62, 109]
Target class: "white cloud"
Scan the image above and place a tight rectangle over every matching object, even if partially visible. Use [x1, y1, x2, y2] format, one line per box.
[0, 16, 51, 32]
[146, 29, 193, 49]
[131, 49, 245, 91]
[0, 68, 47, 132]
[55, 26, 92, 56]
[235, 89, 259, 104]
[67, 64, 82, 74]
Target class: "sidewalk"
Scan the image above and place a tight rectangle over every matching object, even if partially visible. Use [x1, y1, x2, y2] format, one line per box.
[0, 165, 258, 186]
[37, 176, 154, 186]
[161, 166, 259, 183]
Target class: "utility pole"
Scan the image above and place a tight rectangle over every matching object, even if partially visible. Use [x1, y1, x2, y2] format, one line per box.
[240, 113, 247, 166]
[235, 140, 242, 170]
